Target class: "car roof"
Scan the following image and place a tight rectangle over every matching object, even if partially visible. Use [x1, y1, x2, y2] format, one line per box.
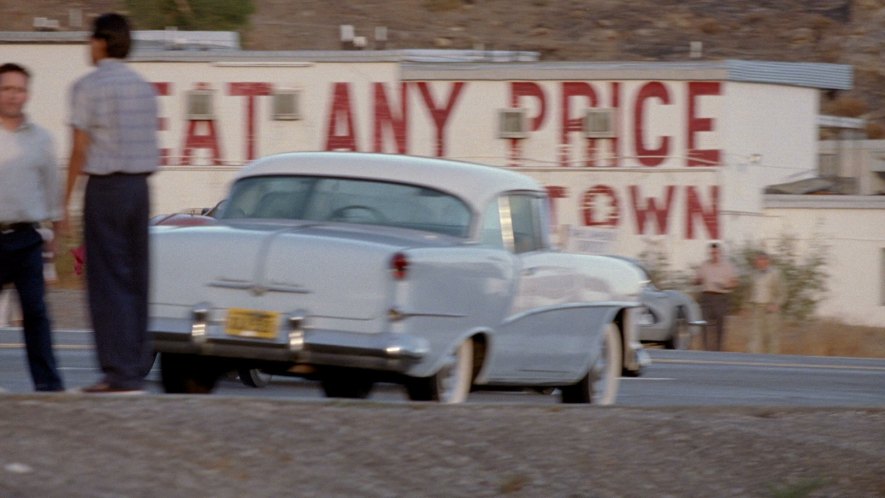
[606, 255, 650, 276]
[235, 152, 544, 208]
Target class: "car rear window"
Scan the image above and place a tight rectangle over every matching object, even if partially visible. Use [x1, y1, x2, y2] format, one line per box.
[220, 175, 472, 237]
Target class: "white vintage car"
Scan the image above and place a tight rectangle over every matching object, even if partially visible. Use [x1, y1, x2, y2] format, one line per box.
[608, 256, 706, 350]
[149, 152, 648, 404]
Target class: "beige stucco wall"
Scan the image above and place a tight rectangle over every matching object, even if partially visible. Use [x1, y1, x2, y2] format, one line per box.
[760, 196, 885, 327]
[5, 40, 878, 326]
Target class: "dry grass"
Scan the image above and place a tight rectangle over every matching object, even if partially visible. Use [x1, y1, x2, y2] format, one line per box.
[720, 314, 885, 358]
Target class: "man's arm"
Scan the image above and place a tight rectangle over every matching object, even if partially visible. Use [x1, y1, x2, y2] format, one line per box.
[61, 127, 90, 234]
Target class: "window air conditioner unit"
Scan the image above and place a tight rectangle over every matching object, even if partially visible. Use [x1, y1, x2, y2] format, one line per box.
[185, 90, 214, 120]
[272, 90, 301, 120]
[583, 108, 615, 138]
[498, 108, 528, 139]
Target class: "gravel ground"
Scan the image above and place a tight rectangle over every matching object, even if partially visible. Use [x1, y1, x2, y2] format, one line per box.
[0, 395, 883, 497]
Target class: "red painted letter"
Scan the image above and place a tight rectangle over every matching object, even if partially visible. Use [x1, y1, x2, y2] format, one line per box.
[511, 82, 547, 130]
[373, 82, 408, 154]
[633, 81, 671, 167]
[581, 185, 620, 227]
[545, 185, 567, 227]
[685, 185, 720, 239]
[610, 81, 621, 167]
[560, 82, 599, 167]
[229, 82, 272, 161]
[629, 185, 676, 235]
[687, 82, 721, 166]
[416, 81, 466, 157]
[508, 82, 547, 166]
[325, 82, 358, 151]
[152, 82, 171, 165]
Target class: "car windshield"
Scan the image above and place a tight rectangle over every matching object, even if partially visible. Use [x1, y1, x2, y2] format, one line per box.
[219, 175, 472, 237]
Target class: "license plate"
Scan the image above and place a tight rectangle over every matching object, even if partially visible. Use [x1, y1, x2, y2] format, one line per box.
[225, 308, 280, 339]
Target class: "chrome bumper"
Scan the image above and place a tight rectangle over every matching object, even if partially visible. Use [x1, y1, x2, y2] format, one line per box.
[149, 317, 429, 373]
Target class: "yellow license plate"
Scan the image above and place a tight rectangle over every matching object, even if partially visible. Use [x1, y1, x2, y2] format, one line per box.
[225, 308, 280, 339]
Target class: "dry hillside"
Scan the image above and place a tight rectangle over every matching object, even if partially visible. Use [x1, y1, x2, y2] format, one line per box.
[2, 0, 884, 132]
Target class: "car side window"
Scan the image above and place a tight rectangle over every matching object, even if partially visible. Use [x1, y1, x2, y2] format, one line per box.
[478, 194, 549, 253]
[503, 193, 548, 254]
[479, 199, 505, 248]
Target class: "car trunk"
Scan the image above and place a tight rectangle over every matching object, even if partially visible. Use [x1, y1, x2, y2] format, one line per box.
[151, 222, 449, 326]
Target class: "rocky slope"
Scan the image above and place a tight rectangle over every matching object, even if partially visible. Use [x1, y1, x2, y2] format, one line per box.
[1, 1, 883, 134]
[244, 0, 885, 135]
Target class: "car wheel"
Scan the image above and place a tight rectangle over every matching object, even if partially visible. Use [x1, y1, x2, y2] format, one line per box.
[159, 353, 225, 394]
[405, 339, 473, 403]
[238, 368, 272, 388]
[665, 313, 691, 350]
[320, 368, 374, 399]
[560, 323, 622, 405]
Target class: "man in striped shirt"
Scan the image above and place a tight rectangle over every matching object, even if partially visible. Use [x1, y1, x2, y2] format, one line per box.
[64, 13, 158, 394]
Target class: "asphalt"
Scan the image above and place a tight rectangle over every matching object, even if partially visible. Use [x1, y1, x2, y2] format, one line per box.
[45, 287, 90, 331]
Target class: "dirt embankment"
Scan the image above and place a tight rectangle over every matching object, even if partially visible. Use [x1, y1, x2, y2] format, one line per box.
[1, 396, 883, 497]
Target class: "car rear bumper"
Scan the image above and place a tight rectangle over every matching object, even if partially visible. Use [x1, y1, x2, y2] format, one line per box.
[150, 319, 429, 373]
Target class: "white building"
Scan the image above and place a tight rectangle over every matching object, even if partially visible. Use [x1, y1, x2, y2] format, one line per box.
[1, 32, 882, 327]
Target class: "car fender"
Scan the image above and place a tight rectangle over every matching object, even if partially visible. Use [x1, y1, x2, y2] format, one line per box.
[663, 289, 705, 325]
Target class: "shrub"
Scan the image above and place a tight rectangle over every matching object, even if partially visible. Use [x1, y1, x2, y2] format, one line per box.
[637, 232, 829, 322]
[125, 0, 255, 31]
[734, 234, 829, 321]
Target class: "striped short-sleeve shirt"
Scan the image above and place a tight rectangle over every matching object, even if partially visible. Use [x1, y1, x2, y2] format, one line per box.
[69, 59, 158, 175]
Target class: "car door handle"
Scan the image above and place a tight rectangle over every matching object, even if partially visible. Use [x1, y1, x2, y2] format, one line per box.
[522, 267, 536, 276]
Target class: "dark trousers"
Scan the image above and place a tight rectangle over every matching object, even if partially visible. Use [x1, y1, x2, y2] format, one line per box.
[84, 174, 152, 389]
[0, 226, 64, 391]
[699, 292, 730, 351]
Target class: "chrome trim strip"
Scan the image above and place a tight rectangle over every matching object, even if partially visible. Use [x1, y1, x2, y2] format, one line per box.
[208, 279, 311, 294]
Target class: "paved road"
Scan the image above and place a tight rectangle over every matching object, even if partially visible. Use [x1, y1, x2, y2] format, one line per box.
[2, 328, 884, 406]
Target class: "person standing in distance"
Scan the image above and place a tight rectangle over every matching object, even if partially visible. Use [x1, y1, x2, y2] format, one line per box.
[64, 13, 158, 393]
[748, 251, 785, 354]
[694, 242, 739, 351]
[0, 62, 65, 392]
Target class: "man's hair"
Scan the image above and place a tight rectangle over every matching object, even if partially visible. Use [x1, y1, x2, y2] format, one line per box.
[92, 13, 132, 59]
[0, 62, 30, 80]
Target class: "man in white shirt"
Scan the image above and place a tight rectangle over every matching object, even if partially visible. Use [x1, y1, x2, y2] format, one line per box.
[748, 251, 785, 354]
[0, 62, 64, 391]
[694, 242, 739, 351]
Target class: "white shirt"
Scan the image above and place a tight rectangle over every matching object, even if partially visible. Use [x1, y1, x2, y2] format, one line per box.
[0, 117, 60, 223]
[696, 259, 738, 294]
[751, 268, 784, 305]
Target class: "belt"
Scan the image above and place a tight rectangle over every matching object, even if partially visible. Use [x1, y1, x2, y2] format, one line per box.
[0, 222, 38, 234]
[89, 172, 151, 177]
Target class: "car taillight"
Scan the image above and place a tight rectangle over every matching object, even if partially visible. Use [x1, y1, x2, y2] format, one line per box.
[391, 252, 409, 280]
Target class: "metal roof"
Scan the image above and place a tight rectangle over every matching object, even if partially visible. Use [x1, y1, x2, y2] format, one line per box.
[130, 49, 539, 64]
[0, 31, 88, 43]
[765, 195, 885, 209]
[0, 31, 538, 62]
[401, 59, 852, 90]
[0, 31, 850, 89]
